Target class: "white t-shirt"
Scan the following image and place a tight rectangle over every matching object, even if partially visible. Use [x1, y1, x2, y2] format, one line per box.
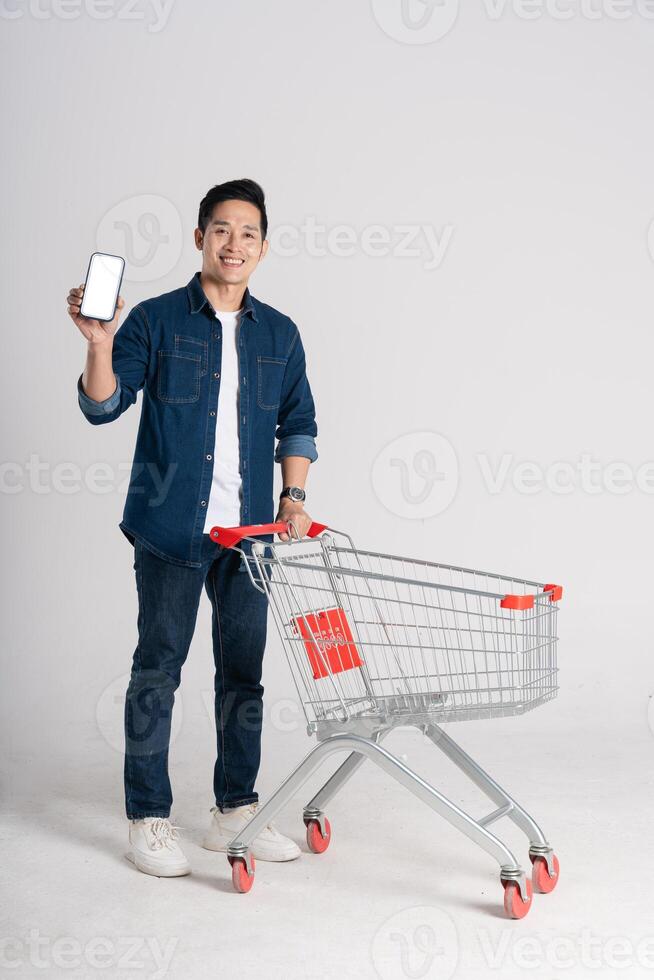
[203, 308, 243, 531]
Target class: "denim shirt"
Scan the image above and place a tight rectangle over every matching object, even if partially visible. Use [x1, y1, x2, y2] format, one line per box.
[77, 271, 318, 567]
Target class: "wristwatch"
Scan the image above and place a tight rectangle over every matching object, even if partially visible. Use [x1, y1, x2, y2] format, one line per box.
[280, 486, 306, 503]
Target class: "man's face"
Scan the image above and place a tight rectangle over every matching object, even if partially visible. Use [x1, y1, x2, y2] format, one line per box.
[196, 199, 268, 285]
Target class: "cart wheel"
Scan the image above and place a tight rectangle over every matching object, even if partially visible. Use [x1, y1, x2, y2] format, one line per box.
[502, 878, 533, 919]
[530, 853, 559, 894]
[305, 817, 331, 854]
[228, 855, 255, 893]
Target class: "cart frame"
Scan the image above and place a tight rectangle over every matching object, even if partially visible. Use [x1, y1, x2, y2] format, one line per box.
[209, 521, 562, 917]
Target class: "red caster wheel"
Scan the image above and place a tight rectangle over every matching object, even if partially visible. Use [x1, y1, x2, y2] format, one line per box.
[530, 853, 560, 894]
[502, 878, 533, 919]
[228, 855, 255, 893]
[305, 816, 331, 854]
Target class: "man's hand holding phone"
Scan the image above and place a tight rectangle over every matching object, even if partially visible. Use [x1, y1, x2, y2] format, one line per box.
[68, 251, 126, 346]
[69, 252, 127, 403]
[67, 283, 125, 346]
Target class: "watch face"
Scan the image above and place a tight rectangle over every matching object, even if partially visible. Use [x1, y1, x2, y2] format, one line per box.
[287, 487, 305, 502]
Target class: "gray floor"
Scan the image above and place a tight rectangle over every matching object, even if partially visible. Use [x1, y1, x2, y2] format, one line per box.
[2, 710, 653, 980]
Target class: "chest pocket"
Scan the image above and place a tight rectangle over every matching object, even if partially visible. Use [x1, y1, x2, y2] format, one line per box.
[174, 334, 208, 376]
[157, 350, 202, 404]
[257, 356, 287, 411]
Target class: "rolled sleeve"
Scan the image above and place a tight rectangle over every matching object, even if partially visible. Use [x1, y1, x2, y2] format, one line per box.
[77, 373, 121, 416]
[76, 305, 150, 426]
[275, 325, 318, 464]
[274, 433, 318, 463]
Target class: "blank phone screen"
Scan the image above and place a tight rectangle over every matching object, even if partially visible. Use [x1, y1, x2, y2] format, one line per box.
[80, 252, 124, 321]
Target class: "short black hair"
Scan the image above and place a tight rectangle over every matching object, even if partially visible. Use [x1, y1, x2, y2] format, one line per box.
[197, 178, 268, 239]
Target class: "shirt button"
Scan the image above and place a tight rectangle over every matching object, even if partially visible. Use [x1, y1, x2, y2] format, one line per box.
[200, 500, 207, 507]
[206, 454, 212, 460]
[209, 411, 216, 417]
[213, 333, 220, 340]
[213, 372, 220, 379]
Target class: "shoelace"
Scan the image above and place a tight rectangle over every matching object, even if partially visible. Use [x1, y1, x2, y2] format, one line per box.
[211, 802, 276, 831]
[147, 818, 183, 850]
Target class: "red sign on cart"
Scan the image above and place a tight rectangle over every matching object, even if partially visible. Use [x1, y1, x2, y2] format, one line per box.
[292, 608, 363, 680]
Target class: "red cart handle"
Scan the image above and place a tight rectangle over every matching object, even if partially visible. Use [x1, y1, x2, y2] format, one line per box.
[210, 521, 328, 549]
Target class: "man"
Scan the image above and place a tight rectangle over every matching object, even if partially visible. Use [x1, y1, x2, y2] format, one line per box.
[67, 179, 318, 876]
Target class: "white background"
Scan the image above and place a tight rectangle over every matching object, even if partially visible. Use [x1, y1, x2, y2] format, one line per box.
[2, 2, 654, 978]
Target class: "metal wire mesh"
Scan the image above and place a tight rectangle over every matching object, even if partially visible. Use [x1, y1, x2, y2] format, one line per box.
[246, 532, 559, 729]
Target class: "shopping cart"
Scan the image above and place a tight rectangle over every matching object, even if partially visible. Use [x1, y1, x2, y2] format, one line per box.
[210, 520, 562, 919]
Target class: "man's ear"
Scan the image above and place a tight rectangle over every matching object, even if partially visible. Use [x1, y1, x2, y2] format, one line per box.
[259, 239, 269, 261]
[194, 227, 203, 251]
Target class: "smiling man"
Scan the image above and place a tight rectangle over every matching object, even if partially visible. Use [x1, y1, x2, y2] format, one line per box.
[67, 179, 318, 875]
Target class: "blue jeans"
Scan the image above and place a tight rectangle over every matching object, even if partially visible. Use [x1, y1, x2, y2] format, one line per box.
[124, 534, 268, 819]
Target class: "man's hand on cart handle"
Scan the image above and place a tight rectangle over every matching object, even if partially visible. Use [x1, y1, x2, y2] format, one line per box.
[275, 500, 312, 542]
[210, 521, 328, 549]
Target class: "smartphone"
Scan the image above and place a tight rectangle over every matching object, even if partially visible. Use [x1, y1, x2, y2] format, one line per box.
[80, 252, 125, 322]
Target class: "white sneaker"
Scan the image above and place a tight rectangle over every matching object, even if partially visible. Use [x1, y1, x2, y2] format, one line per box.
[202, 802, 301, 862]
[126, 817, 191, 877]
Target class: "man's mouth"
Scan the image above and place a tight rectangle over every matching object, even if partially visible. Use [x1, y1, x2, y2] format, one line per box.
[220, 256, 245, 268]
